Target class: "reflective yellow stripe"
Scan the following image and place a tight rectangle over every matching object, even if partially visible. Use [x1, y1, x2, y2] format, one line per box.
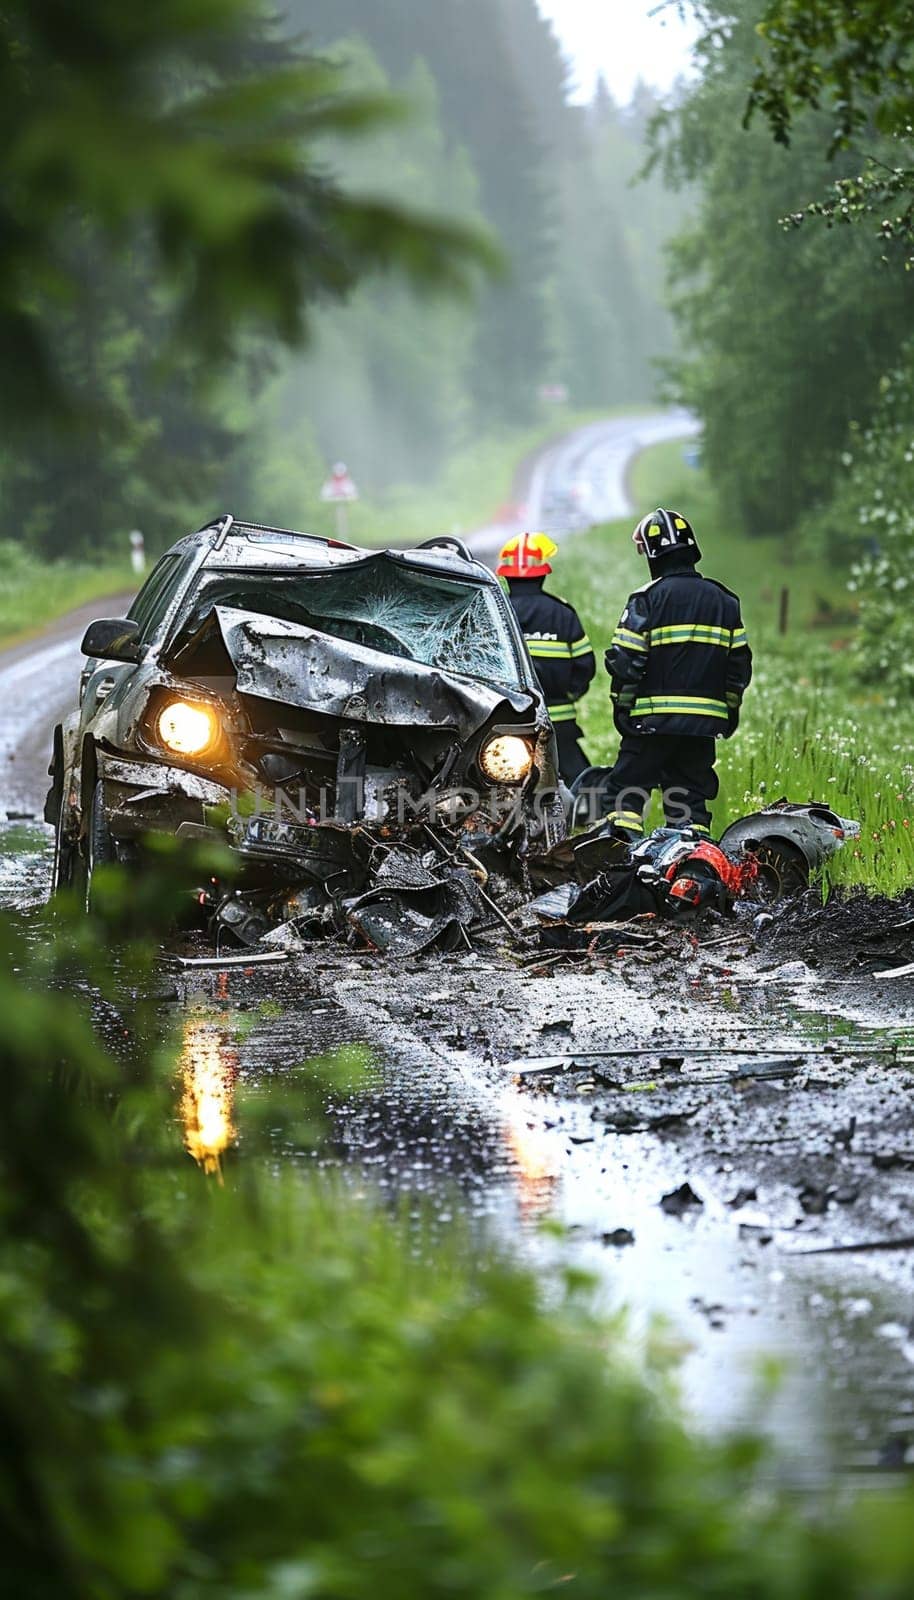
[730, 629, 749, 649]
[611, 628, 649, 653]
[649, 625, 731, 647]
[547, 701, 578, 722]
[569, 636, 593, 658]
[527, 640, 571, 658]
[633, 696, 729, 720]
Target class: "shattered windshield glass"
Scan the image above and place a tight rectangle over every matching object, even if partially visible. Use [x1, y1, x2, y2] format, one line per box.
[182, 561, 523, 688]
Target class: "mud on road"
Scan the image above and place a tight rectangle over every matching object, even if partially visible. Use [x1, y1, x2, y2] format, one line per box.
[185, 906, 914, 1480]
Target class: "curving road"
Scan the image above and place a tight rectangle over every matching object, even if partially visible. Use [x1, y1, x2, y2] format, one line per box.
[468, 407, 698, 562]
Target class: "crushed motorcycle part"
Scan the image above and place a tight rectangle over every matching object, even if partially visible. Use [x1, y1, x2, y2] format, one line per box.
[718, 799, 859, 879]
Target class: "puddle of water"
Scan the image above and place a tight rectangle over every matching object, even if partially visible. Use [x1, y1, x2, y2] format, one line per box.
[163, 964, 914, 1482]
[791, 1001, 914, 1053]
[0, 819, 52, 910]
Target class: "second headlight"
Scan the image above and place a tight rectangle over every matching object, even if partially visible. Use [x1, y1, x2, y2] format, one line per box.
[479, 734, 535, 785]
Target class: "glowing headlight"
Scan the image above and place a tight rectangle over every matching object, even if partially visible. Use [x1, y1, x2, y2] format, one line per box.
[156, 699, 220, 757]
[479, 734, 534, 785]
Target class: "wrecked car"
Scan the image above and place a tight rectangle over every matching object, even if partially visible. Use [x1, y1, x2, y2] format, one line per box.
[45, 515, 566, 934]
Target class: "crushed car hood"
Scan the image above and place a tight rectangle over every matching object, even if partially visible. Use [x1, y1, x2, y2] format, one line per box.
[209, 606, 536, 737]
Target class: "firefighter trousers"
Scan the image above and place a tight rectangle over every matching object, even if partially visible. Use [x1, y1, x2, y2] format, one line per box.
[572, 733, 719, 837]
[553, 719, 590, 785]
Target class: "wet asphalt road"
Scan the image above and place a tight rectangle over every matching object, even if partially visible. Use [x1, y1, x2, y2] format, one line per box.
[3, 410, 914, 1479]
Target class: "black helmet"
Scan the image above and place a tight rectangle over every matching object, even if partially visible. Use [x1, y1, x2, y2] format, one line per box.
[632, 508, 701, 567]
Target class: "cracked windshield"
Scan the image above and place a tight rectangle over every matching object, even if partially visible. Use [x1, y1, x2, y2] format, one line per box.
[4, 1, 914, 1595]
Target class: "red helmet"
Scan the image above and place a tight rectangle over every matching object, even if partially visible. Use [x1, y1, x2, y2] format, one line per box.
[496, 531, 558, 579]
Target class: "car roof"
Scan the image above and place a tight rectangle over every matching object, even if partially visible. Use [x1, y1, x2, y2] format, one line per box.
[172, 515, 498, 586]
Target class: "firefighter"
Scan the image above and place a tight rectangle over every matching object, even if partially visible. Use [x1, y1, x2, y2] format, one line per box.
[497, 531, 595, 782]
[573, 508, 752, 838]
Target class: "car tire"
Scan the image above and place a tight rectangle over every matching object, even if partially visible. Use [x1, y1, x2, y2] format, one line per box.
[749, 839, 809, 902]
[50, 794, 80, 895]
[84, 779, 116, 912]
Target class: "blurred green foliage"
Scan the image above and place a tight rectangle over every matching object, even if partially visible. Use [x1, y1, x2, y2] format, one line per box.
[654, 0, 911, 535]
[4, 863, 914, 1592]
[662, 2, 914, 701]
[0, 541, 132, 646]
[740, 0, 914, 267]
[0, 0, 492, 414]
[0, 0, 684, 563]
[0, 0, 495, 558]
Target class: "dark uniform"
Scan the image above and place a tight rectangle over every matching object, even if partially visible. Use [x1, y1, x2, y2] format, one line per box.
[575, 553, 752, 838]
[505, 577, 596, 783]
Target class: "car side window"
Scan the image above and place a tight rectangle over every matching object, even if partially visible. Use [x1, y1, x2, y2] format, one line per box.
[128, 555, 190, 642]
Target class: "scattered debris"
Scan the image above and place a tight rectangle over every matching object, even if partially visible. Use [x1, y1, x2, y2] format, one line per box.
[758, 960, 817, 985]
[174, 784, 862, 962]
[756, 884, 914, 975]
[601, 1228, 635, 1247]
[792, 1237, 914, 1256]
[872, 1151, 914, 1172]
[799, 1183, 833, 1216]
[660, 1182, 704, 1217]
[738, 1223, 773, 1245]
[526, 803, 859, 961]
[172, 950, 289, 969]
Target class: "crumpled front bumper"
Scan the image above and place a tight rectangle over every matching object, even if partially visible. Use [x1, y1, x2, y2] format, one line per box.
[99, 753, 233, 839]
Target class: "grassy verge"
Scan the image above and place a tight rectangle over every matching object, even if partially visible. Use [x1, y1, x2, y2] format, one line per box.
[554, 441, 914, 895]
[0, 542, 135, 650]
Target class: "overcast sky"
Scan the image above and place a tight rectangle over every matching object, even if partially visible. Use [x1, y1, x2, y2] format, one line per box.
[535, 0, 700, 104]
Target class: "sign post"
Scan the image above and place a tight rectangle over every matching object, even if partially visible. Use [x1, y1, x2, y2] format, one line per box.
[320, 461, 359, 541]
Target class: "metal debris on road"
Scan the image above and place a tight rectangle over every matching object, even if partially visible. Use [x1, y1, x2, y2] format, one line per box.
[660, 1182, 705, 1216]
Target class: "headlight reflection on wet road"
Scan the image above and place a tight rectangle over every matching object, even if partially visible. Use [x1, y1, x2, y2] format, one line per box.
[503, 1109, 558, 1220]
[179, 1019, 239, 1176]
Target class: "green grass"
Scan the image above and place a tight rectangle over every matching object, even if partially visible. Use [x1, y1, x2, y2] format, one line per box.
[553, 441, 914, 895]
[0, 541, 134, 649]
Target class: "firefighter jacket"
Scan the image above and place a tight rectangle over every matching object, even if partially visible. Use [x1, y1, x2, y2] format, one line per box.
[606, 566, 752, 739]
[505, 578, 595, 723]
